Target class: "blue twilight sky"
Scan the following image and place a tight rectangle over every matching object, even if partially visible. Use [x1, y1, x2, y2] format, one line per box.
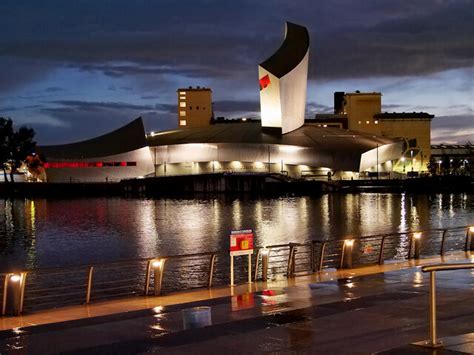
[0, 0, 472, 145]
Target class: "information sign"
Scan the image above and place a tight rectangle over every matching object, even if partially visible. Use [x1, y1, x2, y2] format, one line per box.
[230, 229, 254, 256]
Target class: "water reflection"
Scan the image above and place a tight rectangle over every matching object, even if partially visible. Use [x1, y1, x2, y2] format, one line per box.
[0, 193, 472, 270]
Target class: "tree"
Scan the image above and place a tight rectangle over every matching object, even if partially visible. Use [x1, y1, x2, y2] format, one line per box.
[0, 117, 37, 183]
[0, 118, 13, 182]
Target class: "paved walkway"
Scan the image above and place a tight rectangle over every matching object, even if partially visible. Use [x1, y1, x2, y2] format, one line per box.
[0, 253, 473, 354]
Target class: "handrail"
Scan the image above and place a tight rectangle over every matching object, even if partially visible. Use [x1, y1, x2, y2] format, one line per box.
[1, 225, 472, 316]
[0, 251, 222, 276]
[421, 263, 474, 273]
[415, 262, 474, 349]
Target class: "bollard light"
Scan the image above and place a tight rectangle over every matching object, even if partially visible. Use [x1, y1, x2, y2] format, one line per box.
[152, 259, 163, 269]
[10, 274, 21, 283]
[344, 239, 355, 247]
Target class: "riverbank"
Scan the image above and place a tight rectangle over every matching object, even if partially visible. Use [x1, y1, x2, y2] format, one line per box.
[0, 174, 472, 197]
[0, 253, 472, 354]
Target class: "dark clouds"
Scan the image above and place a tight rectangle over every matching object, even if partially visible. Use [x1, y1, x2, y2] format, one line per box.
[0, 0, 472, 143]
[35, 100, 176, 144]
[1, 0, 472, 81]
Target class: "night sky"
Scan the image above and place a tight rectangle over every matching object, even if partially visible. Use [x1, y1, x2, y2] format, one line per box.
[0, 0, 472, 145]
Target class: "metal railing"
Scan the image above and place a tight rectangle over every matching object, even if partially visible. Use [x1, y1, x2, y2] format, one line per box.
[413, 262, 474, 349]
[1, 225, 472, 316]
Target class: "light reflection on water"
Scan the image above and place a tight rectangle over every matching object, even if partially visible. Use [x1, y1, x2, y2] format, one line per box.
[0, 193, 472, 270]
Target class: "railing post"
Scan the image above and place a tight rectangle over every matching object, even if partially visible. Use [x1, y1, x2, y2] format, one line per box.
[428, 271, 440, 347]
[287, 244, 296, 278]
[414, 232, 422, 259]
[18, 272, 27, 315]
[208, 254, 217, 288]
[144, 260, 152, 295]
[261, 248, 269, 281]
[440, 230, 447, 256]
[254, 249, 261, 281]
[152, 259, 166, 296]
[2, 274, 9, 316]
[85, 266, 94, 304]
[409, 232, 422, 259]
[340, 240, 354, 269]
[6, 273, 27, 316]
[465, 226, 474, 251]
[311, 241, 316, 272]
[318, 242, 326, 271]
[378, 236, 386, 265]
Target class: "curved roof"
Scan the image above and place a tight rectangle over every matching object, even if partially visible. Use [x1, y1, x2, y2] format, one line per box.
[259, 22, 310, 78]
[39, 117, 147, 160]
[148, 122, 396, 154]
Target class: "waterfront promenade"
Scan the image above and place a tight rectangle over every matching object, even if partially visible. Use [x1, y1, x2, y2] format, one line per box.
[0, 252, 473, 354]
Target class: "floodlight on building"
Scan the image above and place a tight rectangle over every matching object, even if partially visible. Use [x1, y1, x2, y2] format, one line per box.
[254, 161, 265, 168]
[469, 226, 474, 233]
[279, 145, 303, 153]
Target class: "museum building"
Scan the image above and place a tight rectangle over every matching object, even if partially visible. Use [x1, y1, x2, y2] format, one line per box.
[37, 22, 433, 182]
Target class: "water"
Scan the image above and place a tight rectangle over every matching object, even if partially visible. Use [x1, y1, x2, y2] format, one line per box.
[0, 193, 473, 271]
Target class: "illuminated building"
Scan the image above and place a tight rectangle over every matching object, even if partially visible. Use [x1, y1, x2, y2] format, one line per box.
[314, 91, 434, 173]
[35, 22, 433, 182]
[38, 118, 155, 182]
[258, 22, 309, 134]
[177, 87, 213, 128]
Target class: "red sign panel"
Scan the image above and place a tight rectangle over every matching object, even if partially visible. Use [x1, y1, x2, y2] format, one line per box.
[230, 229, 254, 255]
[259, 75, 270, 90]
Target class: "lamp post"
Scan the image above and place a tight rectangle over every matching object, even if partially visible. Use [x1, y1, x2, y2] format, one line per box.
[411, 150, 414, 173]
[401, 157, 405, 174]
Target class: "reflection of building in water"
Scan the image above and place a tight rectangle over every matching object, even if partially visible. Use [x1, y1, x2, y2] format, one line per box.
[0, 199, 37, 268]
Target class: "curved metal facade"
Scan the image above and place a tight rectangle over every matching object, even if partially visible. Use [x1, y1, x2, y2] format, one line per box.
[258, 22, 310, 134]
[38, 118, 154, 182]
[149, 122, 403, 176]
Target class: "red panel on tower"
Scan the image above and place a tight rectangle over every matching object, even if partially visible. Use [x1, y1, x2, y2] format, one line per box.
[259, 75, 270, 90]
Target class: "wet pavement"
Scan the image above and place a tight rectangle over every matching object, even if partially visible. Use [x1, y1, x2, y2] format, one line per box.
[0, 255, 473, 354]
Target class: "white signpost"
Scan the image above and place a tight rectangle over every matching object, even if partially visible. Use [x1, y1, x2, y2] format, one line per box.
[229, 229, 254, 286]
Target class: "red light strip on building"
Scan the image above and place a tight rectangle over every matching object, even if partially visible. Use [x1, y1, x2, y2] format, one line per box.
[44, 162, 137, 168]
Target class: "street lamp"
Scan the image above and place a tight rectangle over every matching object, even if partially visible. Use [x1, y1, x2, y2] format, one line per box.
[410, 150, 414, 172]
[401, 157, 406, 173]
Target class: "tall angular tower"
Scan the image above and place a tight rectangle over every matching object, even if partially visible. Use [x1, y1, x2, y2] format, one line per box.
[258, 22, 309, 134]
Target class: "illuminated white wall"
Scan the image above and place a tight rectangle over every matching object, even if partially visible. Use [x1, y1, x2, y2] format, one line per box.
[259, 31, 309, 134]
[359, 142, 404, 172]
[45, 147, 155, 182]
[280, 50, 309, 134]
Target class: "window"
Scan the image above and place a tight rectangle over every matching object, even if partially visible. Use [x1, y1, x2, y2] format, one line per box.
[189, 106, 192, 110]
[366, 120, 370, 124]
[179, 91, 186, 96]
[179, 102, 186, 107]
[180, 111, 186, 117]
[196, 106, 199, 110]
[358, 121, 361, 124]
[180, 120, 187, 126]
[180, 96, 186, 100]
[203, 107, 205, 110]
[375, 120, 379, 124]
